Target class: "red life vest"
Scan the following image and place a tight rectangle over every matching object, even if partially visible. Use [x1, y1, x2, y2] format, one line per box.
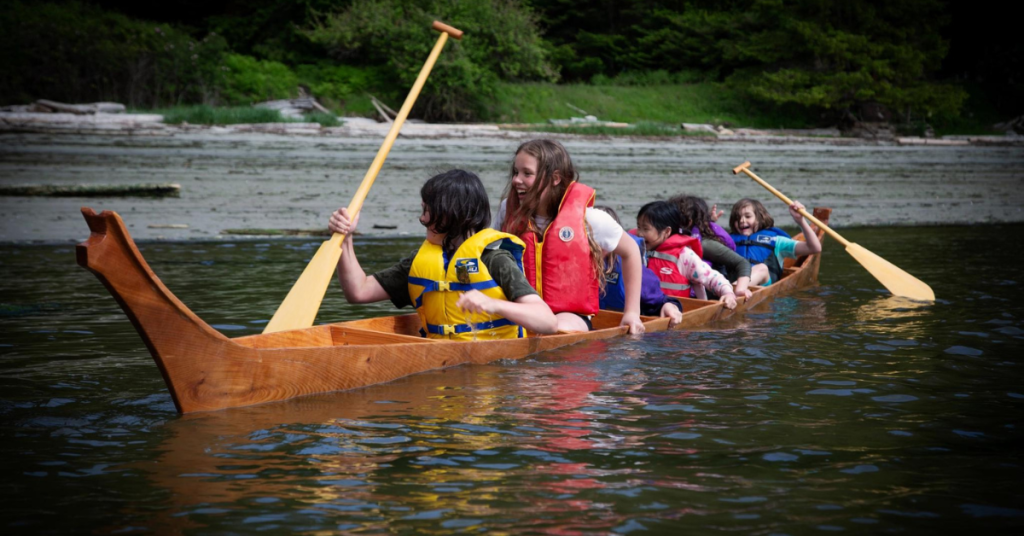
[647, 233, 703, 298]
[503, 181, 599, 315]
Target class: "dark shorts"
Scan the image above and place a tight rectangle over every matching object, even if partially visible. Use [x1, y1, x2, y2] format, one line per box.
[573, 313, 594, 331]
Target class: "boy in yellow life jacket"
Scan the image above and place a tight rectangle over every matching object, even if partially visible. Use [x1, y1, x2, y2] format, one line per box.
[328, 169, 558, 340]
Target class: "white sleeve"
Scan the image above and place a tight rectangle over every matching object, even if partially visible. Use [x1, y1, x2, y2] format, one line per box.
[493, 198, 507, 231]
[585, 207, 624, 254]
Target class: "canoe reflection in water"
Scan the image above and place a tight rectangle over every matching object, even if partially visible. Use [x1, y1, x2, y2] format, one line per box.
[135, 359, 647, 531]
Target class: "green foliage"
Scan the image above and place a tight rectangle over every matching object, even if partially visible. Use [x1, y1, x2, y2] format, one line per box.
[303, 111, 341, 127]
[0, 1, 227, 107]
[294, 63, 387, 102]
[591, 70, 706, 87]
[487, 81, 814, 128]
[205, 0, 340, 64]
[527, 0, 969, 123]
[506, 121, 714, 137]
[151, 105, 287, 124]
[220, 54, 299, 104]
[725, 0, 968, 120]
[141, 105, 341, 126]
[305, 0, 556, 121]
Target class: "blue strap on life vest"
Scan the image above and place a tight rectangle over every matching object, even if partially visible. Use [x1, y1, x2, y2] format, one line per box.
[424, 317, 517, 335]
[407, 277, 499, 309]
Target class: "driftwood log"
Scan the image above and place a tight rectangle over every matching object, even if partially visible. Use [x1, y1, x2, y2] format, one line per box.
[34, 100, 126, 114]
[255, 96, 332, 119]
[0, 183, 180, 198]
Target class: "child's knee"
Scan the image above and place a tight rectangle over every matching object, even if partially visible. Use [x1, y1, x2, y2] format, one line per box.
[555, 312, 590, 332]
[750, 263, 769, 285]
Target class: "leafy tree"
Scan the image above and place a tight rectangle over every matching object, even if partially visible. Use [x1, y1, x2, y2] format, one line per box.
[0, 1, 228, 107]
[529, 0, 966, 123]
[305, 0, 556, 121]
[220, 54, 299, 103]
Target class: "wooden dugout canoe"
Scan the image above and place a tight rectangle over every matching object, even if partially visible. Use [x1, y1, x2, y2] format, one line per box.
[77, 206, 830, 414]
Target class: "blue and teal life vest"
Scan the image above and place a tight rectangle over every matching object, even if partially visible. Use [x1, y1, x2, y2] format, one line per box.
[731, 227, 790, 284]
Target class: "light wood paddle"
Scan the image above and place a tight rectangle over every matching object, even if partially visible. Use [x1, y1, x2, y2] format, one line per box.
[732, 161, 935, 301]
[263, 21, 463, 334]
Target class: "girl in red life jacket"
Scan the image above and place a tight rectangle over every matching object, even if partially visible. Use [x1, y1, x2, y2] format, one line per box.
[493, 139, 646, 334]
[635, 201, 738, 310]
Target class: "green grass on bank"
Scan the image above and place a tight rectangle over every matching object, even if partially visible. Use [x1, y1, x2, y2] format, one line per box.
[487, 82, 817, 129]
[141, 105, 341, 127]
[138, 83, 1006, 136]
[504, 121, 715, 137]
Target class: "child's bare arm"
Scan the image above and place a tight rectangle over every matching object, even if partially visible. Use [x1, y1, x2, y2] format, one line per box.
[789, 201, 822, 256]
[613, 232, 645, 334]
[330, 208, 390, 303]
[456, 292, 558, 334]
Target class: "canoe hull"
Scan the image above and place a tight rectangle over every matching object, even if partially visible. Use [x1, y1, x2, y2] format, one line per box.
[77, 207, 830, 413]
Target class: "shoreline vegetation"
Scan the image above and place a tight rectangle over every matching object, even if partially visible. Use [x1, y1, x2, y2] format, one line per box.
[2, 1, 1020, 141]
[1, 102, 1019, 147]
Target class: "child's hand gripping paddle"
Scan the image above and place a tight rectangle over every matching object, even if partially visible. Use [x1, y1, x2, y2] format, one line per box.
[263, 21, 464, 334]
[732, 161, 935, 302]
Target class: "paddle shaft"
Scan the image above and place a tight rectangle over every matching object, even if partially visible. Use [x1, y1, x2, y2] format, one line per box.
[263, 22, 461, 334]
[328, 28, 455, 250]
[732, 161, 850, 247]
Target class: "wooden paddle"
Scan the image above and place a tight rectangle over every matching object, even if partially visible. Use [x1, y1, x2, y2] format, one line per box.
[732, 161, 935, 301]
[263, 21, 464, 334]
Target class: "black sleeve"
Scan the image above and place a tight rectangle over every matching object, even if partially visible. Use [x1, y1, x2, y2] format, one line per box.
[702, 239, 751, 280]
[481, 249, 538, 302]
[371, 253, 415, 309]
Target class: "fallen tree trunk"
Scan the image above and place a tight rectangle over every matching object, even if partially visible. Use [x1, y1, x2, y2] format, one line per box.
[0, 183, 180, 198]
[35, 100, 126, 114]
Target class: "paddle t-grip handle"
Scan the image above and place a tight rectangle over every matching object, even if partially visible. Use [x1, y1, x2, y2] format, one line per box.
[432, 21, 463, 39]
[732, 161, 849, 247]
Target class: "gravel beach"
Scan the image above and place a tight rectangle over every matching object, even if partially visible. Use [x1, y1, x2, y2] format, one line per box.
[1, 129, 1022, 244]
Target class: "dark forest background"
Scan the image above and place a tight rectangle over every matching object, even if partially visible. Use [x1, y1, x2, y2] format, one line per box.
[1, 0, 1018, 130]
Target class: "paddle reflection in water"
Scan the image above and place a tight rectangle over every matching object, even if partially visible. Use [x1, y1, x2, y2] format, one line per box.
[853, 295, 935, 338]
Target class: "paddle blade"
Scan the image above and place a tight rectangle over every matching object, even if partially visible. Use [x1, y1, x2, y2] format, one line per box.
[263, 238, 344, 334]
[845, 243, 935, 301]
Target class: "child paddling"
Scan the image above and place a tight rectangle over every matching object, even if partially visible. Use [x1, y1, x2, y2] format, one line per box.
[329, 169, 558, 339]
[728, 198, 822, 286]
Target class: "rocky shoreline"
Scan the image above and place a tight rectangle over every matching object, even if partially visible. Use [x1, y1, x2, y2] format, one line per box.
[2, 111, 1021, 147]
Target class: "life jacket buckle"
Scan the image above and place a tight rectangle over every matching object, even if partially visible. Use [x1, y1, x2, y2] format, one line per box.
[442, 324, 456, 335]
[437, 281, 450, 292]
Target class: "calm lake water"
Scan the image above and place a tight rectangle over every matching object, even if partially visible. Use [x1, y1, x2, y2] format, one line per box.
[2, 224, 1024, 534]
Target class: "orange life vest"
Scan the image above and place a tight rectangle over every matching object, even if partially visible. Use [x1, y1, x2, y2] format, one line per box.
[646, 233, 703, 298]
[503, 181, 599, 315]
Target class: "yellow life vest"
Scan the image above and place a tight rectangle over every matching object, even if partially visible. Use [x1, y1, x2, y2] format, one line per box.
[407, 229, 527, 340]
